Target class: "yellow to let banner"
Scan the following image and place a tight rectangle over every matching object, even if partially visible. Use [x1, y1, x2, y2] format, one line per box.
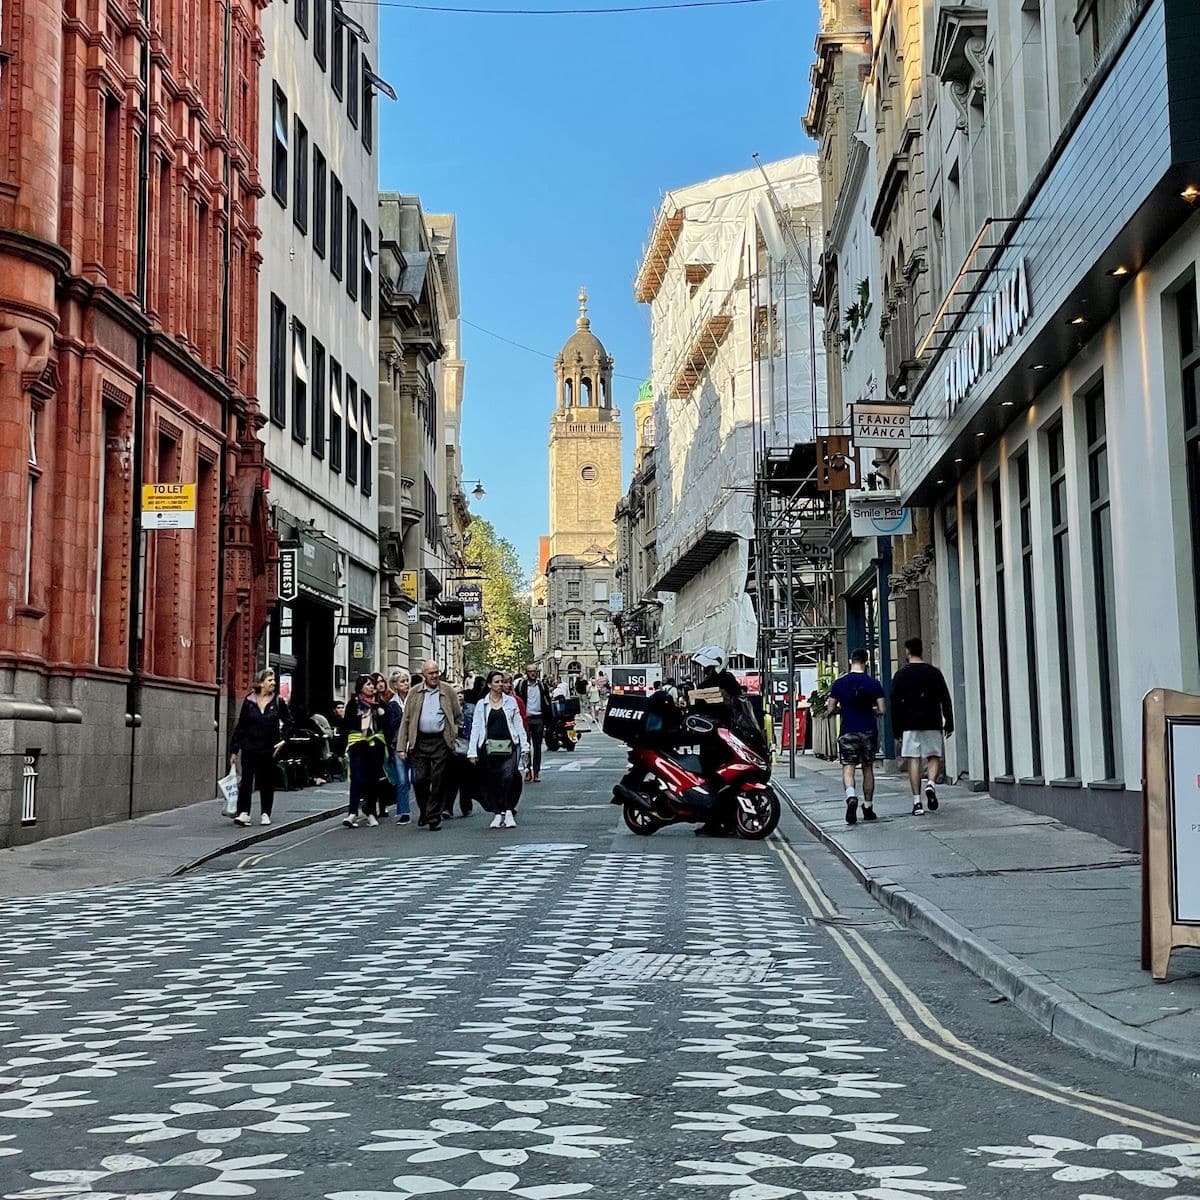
[141, 483, 196, 512]
[400, 571, 418, 602]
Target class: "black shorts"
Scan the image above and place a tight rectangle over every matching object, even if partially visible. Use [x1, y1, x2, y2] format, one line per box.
[838, 730, 878, 767]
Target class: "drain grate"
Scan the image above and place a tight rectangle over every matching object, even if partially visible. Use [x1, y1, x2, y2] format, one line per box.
[574, 951, 774, 984]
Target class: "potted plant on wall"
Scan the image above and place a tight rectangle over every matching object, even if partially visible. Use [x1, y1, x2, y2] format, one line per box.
[807, 660, 840, 760]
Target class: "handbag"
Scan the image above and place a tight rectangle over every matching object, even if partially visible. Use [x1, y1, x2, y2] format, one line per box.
[485, 738, 513, 756]
[217, 770, 239, 818]
[454, 737, 470, 758]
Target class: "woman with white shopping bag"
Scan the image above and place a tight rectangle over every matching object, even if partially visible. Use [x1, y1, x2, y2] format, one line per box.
[229, 669, 290, 827]
[467, 670, 529, 830]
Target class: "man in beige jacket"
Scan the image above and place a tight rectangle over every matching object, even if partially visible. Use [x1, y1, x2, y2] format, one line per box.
[398, 661, 463, 830]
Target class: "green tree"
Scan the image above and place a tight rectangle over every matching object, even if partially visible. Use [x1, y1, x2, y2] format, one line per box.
[464, 517, 532, 674]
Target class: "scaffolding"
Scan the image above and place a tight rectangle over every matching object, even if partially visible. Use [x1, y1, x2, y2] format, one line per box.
[753, 444, 839, 776]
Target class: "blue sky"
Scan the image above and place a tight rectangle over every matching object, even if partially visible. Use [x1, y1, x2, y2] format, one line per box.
[375, 0, 819, 577]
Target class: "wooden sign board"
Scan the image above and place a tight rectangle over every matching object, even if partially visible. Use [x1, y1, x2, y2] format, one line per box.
[1141, 689, 1200, 978]
[817, 435, 857, 492]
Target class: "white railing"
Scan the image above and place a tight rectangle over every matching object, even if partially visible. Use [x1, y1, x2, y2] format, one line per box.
[21, 752, 38, 825]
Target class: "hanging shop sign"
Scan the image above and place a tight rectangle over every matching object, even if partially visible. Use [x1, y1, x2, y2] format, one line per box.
[278, 549, 298, 603]
[944, 259, 1032, 413]
[816, 435, 857, 491]
[849, 496, 914, 538]
[140, 482, 196, 530]
[609, 591, 624, 614]
[456, 584, 483, 620]
[1142, 690, 1200, 979]
[852, 403, 912, 448]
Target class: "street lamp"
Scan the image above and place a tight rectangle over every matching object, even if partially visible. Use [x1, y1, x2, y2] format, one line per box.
[553, 646, 564, 665]
[592, 626, 606, 662]
[463, 478, 486, 501]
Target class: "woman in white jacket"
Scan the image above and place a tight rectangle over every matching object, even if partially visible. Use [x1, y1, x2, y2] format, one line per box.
[467, 670, 530, 829]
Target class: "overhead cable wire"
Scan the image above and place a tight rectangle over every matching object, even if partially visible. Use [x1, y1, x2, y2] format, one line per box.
[461, 318, 647, 382]
[343, 0, 772, 13]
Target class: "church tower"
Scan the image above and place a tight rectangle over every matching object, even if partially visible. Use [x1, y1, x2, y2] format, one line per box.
[547, 289, 623, 560]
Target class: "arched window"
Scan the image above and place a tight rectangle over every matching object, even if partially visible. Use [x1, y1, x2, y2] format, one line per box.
[601, 377, 609, 408]
[641, 413, 654, 446]
[564, 379, 573, 407]
[581, 378, 593, 406]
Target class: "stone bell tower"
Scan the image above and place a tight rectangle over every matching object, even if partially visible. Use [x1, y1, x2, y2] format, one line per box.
[547, 288, 622, 560]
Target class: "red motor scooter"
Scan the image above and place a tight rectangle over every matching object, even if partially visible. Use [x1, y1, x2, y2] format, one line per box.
[604, 695, 780, 840]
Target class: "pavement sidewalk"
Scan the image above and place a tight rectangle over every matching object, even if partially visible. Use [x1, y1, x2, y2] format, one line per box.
[778, 754, 1200, 1079]
[0, 782, 346, 898]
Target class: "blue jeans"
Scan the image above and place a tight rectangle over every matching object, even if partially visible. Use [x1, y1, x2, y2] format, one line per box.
[392, 751, 411, 818]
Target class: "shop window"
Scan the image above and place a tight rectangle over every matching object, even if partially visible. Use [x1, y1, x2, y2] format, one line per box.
[1046, 422, 1077, 777]
[360, 390, 372, 496]
[1017, 452, 1043, 777]
[269, 294, 287, 427]
[271, 84, 288, 207]
[991, 479, 1013, 777]
[313, 146, 326, 258]
[311, 338, 326, 460]
[194, 454, 217, 683]
[1179, 283, 1200, 677]
[314, 0, 326, 66]
[293, 117, 308, 234]
[1086, 383, 1120, 780]
[152, 432, 181, 675]
[346, 197, 358, 301]
[330, 174, 343, 280]
[292, 320, 308, 445]
[968, 502, 991, 785]
[346, 376, 358, 486]
[330, 358, 343, 472]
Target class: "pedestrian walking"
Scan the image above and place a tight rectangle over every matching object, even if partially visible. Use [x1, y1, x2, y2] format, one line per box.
[587, 676, 602, 724]
[342, 675, 388, 828]
[386, 671, 413, 825]
[453, 678, 487, 815]
[467, 669, 529, 830]
[826, 649, 886, 825]
[502, 673, 528, 728]
[398, 661, 463, 830]
[229, 669, 290, 827]
[890, 637, 955, 816]
[513, 663, 552, 783]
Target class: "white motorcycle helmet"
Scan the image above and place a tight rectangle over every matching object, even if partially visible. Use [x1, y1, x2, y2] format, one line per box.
[690, 645, 727, 672]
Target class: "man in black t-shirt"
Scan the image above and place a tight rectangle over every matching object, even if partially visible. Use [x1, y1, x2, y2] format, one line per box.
[890, 637, 955, 816]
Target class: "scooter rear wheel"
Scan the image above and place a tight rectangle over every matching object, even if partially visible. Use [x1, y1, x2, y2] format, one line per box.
[623, 799, 662, 836]
[561, 736, 577, 752]
[735, 790, 780, 840]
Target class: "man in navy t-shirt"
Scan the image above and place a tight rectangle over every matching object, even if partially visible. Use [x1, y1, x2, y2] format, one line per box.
[826, 648, 886, 825]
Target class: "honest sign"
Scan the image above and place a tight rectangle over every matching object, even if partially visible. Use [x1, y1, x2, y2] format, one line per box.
[852, 403, 911, 448]
[278, 549, 298, 603]
[140, 483, 196, 529]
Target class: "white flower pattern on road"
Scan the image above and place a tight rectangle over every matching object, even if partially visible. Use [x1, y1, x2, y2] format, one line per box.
[977, 1134, 1200, 1188]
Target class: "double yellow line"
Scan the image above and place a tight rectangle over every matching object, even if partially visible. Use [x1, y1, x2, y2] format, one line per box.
[770, 833, 1200, 1141]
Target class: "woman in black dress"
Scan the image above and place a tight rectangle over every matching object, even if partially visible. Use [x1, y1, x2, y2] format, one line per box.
[466, 670, 529, 830]
[229, 669, 290, 827]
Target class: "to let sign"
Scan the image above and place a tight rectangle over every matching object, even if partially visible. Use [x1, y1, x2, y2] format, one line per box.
[140, 483, 196, 530]
[852, 403, 912, 448]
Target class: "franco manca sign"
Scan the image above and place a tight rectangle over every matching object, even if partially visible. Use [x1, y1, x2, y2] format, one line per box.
[852, 403, 911, 448]
[944, 259, 1031, 413]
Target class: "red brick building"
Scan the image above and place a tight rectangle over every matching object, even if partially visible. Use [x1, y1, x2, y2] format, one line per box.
[0, 0, 277, 843]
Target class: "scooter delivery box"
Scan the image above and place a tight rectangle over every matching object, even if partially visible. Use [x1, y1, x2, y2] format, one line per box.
[603, 692, 678, 744]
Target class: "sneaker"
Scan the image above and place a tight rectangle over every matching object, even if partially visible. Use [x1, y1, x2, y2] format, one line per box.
[862, 805, 877, 822]
[366, 815, 379, 828]
[342, 815, 359, 828]
[924, 783, 939, 812]
[442, 810, 455, 820]
[234, 814, 252, 827]
[532, 774, 541, 783]
[505, 810, 517, 828]
[845, 796, 859, 825]
[260, 814, 271, 826]
[911, 800, 926, 816]
[428, 822, 442, 832]
[489, 813, 504, 830]
[397, 814, 411, 825]
[523, 770, 533, 783]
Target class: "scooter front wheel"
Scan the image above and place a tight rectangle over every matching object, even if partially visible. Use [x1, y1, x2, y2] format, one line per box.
[623, 799, 662, 836]
[735, 789, 780, 840]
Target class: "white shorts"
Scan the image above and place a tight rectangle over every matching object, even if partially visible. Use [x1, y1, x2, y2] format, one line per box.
[901, 730, 944, 761]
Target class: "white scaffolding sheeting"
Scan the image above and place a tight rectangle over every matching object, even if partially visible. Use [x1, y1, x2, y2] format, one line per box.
[639, 156, 825, 661]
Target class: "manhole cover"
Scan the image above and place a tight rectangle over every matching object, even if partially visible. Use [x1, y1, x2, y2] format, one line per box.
[575, 951, 774, 984]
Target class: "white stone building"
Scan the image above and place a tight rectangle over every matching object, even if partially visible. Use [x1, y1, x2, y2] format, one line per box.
[635, 158, 826, 670]
[257, 0, 388, 713]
